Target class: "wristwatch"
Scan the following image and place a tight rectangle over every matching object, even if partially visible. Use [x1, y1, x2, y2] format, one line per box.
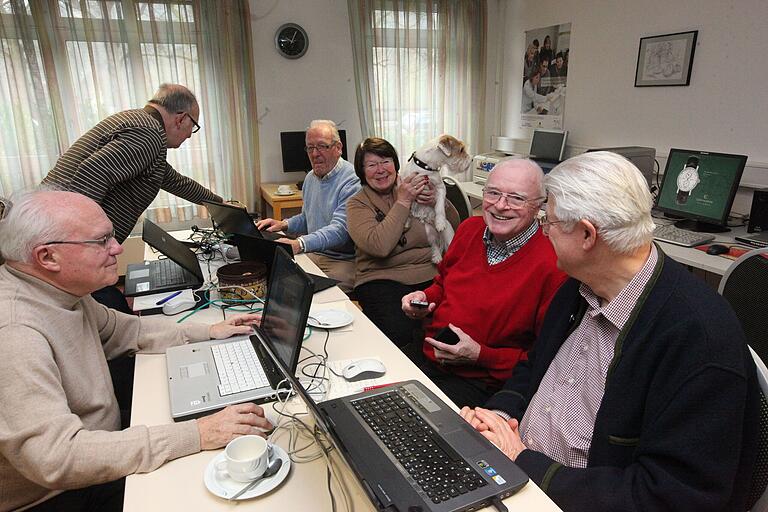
[297, 237, 306, 254]
[675, 156, 700, 205]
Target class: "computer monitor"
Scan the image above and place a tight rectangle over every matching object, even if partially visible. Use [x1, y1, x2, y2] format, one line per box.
[529, 129, 567, 161]
[655, 148, 747, 233]
[280, 129, 348, 173]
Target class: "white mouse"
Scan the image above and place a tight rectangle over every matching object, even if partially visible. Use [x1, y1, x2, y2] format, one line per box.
[342, 358, 387, 382]
[162, 296, 197, 315]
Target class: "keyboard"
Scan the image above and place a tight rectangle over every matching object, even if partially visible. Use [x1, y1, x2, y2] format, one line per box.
[211, 339, 268, 396]
[352, 390, 487, 505]
[653, 223, 715, 247]
[150, 259, 186, 286]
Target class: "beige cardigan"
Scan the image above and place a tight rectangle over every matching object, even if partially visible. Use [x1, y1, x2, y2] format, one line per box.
[0, 265, 211, 511]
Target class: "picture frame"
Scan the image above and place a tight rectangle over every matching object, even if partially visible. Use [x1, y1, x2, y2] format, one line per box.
[634, 30, 698, 87]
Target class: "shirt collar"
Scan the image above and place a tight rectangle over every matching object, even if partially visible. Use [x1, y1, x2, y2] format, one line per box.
[483, 219, 539, 254]
[315, 158, 344, 181]
[579, 244, 659, 329]
[3, 264, 83, 310]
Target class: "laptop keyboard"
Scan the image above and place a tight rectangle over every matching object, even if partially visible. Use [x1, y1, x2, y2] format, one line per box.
[150, 259, 186, 286]
[212, 339, 269, 396]
[352, 390, 487, 505]
[653, 223, 715, 247]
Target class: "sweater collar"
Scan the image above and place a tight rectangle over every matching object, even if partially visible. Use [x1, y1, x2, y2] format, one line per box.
[2, 264, 84, 309]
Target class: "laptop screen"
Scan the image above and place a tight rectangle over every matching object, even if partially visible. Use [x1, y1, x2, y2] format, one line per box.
[203, 201, 260, 238]
[259, 247, 312, 374]
[141, 219, 203, 279]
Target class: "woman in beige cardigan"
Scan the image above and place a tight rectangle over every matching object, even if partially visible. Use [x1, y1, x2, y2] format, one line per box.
[347, 137, 457, 349]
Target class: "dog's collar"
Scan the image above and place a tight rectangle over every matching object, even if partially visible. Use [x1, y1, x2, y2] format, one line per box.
[408, 152, 439, 172]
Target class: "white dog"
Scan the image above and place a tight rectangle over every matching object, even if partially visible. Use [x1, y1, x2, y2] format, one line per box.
[400, 134, 473, 263]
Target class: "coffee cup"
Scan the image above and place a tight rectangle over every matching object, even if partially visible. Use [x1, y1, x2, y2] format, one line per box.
[215, 435, 270, 482]
[277, 185, 292, 194]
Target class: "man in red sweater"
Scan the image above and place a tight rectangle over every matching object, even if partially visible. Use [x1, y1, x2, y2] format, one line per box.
[402, 159, 567, 407]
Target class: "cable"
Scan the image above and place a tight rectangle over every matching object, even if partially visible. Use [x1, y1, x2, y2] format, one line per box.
[492, 496, 509, 512]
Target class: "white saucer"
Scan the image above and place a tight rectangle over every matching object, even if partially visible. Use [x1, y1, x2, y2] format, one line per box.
[274, 190, 295, 196]
[307, 310, 354, 329]
[204, 444, 291, 500]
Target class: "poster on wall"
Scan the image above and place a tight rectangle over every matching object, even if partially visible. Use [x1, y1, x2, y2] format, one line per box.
[521, 22, 571, 129]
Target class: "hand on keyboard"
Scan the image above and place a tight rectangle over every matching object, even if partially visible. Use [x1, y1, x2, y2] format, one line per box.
[209, 313, 262, 339]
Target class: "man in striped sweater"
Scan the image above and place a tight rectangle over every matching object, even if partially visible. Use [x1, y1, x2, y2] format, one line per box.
[42, 83, 222, 245]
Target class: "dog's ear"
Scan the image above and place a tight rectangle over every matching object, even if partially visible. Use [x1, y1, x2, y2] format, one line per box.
[437, 135, 456, 157]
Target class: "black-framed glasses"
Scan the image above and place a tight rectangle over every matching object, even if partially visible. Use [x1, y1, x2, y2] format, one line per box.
[539, 214, 566, 235]
[482, 187, 543, 209]
[179, 112, 201, 133]
[305, 142, 337, 153]
[39, 229, 116, 249]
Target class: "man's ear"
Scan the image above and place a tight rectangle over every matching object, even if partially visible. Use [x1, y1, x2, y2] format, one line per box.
[32, 245, 62, 272]
[580, 219, 598, 251]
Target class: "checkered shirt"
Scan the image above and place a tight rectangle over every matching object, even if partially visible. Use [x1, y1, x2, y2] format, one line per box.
[482, 220, 539, 265]
[518, 245, 658, 468]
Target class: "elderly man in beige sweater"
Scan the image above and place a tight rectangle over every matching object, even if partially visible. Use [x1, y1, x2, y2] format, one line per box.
[0, 190, 272, 511]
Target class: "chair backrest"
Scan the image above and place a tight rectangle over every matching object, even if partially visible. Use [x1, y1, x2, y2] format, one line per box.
[443, 177, 472, 224]
[718, 247, 768, 363]
[747, 346, 768, 512]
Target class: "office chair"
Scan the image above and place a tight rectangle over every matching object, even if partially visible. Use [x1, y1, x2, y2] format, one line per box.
[443, 177, 472, 225]
[748, 346, 768, 512]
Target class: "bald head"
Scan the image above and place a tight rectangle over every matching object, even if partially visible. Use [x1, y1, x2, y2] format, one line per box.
[488, 158, 545, 198]
[147, 83, 197, 113]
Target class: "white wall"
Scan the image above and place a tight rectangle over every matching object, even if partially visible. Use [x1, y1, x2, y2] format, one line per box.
[490, 0, 768, 213]
[249, 0, 362, 184]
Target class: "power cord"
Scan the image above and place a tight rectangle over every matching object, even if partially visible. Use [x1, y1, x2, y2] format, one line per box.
[492, 496, 509, 512]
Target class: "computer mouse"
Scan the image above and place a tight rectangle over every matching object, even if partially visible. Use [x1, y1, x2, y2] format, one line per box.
[706, 244, 730, 256]
[342, 358, 387, 382]
[162, 296, 197, 315]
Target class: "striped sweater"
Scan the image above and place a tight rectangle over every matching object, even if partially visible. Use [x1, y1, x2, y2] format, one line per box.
[42, 107, 222, 243]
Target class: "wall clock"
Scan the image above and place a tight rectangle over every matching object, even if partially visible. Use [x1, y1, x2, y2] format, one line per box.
[275, 23, 309, 59]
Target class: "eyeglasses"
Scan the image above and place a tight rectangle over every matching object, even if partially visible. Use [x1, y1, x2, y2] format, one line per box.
[39, 229, 116, 249]
[482, 188, 543, 209]
[305, 142, 338, 153]
[539, 214, 566, 235]
[179, 112, 201, 133]
[364, 158, 394, 171]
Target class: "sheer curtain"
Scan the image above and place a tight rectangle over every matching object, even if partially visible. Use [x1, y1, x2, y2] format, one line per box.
[0, 0, 260, 227]
[348, 0, 486, 175]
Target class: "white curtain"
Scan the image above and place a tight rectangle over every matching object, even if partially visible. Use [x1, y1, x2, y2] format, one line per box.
[0, 0, 260, 227]
[348, 0, 486, 175]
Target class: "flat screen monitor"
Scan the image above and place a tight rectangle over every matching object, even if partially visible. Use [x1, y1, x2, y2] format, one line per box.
[529, 129, 567, 161]
[655, 148, 747, 233]
[280, 129, 348, 173]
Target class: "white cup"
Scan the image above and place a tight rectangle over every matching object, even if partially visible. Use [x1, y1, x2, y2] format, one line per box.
[277, 185, 292, 194]
[215, 435, 270, 482]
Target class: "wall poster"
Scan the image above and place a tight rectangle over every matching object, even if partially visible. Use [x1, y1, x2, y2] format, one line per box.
[521, 23, 571, 129]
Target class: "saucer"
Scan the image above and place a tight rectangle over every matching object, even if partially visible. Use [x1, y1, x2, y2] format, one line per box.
[307, 310, 354, 329]
[274, 190, 295, 196]
[204, 444, 291, 500]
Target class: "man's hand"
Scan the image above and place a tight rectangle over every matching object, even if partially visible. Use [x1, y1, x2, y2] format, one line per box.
[277, 238, 301, 255]
[255, 218, 287, 232]
[460, 406, 490, 432]
[208, 313, 261, 339]
[472, 408, 527, 461]
[425, 324, 480, 365]
[401, 290, 435, 319]
[197, 403, 273, 450]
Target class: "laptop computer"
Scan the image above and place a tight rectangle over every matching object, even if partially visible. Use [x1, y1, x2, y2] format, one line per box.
[255, 339, 529, 511]
[166, 247, 313, 421]
[124, 219, 205, 297]
[735, 231, 768, 248]
[202, 200, 290, 241]
[231, 233, 340, 294]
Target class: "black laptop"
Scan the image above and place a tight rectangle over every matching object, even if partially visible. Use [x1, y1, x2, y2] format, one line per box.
[124, 219, 204, 297]
[231, 233, 339, 294]
[255, 338, 529, 511]
[202, 200, 291, 241]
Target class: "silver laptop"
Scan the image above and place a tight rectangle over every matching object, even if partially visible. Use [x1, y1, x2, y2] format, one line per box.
[166, 247, 313, 421]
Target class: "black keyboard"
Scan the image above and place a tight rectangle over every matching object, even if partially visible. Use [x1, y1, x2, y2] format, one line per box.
[352, 390, 487, 505]
[150, 259, 185, 287]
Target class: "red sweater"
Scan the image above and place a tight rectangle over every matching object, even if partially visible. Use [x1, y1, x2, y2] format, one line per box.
[423, 216, 567, 387]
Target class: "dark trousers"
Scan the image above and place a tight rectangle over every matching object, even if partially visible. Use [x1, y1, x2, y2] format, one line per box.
[355, 279, 432, 348]
[28, 478, 125, 512]
[91, 285, 135, 428]
[405, 344, 497, 409]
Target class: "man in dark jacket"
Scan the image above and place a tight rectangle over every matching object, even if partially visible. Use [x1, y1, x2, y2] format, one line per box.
[461, 151, 759, 511]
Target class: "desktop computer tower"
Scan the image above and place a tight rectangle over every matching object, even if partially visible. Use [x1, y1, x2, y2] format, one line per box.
[747, 189, 768, 233]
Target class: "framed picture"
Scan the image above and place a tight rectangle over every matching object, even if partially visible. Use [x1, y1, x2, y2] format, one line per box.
[634, 30, 698, 87]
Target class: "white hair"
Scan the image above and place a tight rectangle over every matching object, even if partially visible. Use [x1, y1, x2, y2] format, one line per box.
[545, 151, 655, 253]
[308, 119, 341, 143]
[0, 188, 73, 263]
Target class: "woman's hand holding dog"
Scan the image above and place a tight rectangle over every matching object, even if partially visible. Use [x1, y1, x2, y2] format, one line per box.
[396, 174, 428, 208]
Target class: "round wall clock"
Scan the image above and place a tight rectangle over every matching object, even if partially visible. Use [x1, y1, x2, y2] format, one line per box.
[275, 23, 309, 59]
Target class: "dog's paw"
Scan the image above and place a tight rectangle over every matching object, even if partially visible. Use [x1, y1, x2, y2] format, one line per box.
[434, 217, 447, 232]
[431, 247, 443, 264]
